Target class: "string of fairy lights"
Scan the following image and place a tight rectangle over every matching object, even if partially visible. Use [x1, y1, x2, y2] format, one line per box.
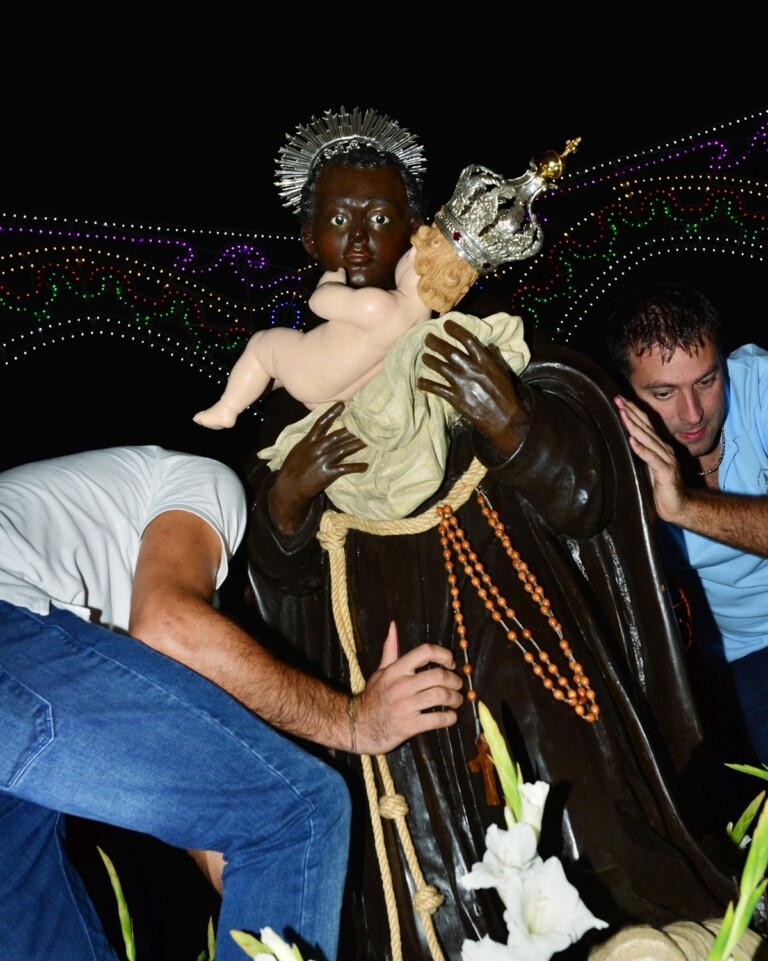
[2, 108, 766, 384]
[500, 110, 768, 348]
[0, 220, 312, 383]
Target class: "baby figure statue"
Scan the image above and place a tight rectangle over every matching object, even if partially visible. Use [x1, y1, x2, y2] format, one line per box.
[193, 144, 578, 430]
[193, 243, 434, 429]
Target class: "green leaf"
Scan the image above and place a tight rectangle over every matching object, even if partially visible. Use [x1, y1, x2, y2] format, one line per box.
[478, 701, 521, 822]
[740, 801, 768, 893]
[230, 930, 271, 956]
[97, 847, 136, 961]
[728, 790, 766, 848]
[707, 901, 735, 961]
[229, 929, 307, 960]
[708, 799, 768, 961]
[194, 917, 216, 959]
[725, 762, 768, 783]
[208, 917, 216, 959]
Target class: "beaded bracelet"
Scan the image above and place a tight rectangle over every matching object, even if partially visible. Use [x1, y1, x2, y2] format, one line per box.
[348, 694, 359, 754]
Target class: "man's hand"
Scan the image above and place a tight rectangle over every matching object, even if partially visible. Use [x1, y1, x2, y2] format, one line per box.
[417, 318, 528, 458]
[613, 395, 688, 521]
[615, 394, 768, 555]
[354, 622, 463, 755]
[269, 401, 368, 534]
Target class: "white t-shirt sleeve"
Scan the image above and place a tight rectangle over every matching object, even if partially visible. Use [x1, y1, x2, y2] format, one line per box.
[144, 448, 248, 589]
[0, 446, 248, 632]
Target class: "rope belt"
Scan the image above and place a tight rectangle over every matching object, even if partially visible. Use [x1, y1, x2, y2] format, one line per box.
[316, 457, 487, 961]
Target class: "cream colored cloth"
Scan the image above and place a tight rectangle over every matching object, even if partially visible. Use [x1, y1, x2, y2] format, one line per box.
[587, 919, 766, 960]
[258, 311, 530, 520]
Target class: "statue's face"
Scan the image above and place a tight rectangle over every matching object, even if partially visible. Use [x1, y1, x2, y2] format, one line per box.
[301, 164, 416, 291]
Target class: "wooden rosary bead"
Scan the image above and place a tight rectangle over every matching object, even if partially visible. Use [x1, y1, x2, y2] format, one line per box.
[436, 489, 601, 726]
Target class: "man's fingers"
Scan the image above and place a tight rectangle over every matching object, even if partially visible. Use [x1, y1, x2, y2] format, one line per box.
[359, 640, 464, 752]
[615, 395, 653, 429]
[412, 678, 464, 711]
[410, 708, 460, 734]
[616, 402, 662, 452]
[398, 642, 457, 673]
[377, 621, 399, 671]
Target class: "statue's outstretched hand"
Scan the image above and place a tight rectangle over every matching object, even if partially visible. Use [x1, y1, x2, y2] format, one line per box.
[269, 402, 368, 534]
[417, 318, 529, 458]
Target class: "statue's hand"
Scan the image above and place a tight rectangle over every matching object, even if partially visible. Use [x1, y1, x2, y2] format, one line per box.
[269, 402, 368, 535]
[417, 318, 529, 458]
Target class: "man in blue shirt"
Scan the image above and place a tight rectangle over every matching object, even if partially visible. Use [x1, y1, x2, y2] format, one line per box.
[607, 283, 768, 766]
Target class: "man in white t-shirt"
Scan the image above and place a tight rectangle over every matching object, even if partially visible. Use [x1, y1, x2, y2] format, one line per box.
[0, 445, 462, 961]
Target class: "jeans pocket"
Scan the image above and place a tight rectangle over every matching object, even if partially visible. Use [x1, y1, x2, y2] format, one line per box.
[0, 668, 54, 789]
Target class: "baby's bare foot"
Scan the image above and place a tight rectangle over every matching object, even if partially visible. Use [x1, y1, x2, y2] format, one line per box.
[193, 403, 238, 429]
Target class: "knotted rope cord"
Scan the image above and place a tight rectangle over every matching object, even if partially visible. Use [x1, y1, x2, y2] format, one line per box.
[316, 457, 488, 961]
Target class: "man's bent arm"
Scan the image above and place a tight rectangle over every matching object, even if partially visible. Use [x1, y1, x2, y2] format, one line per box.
[616, 395, 768, 556]
[656, 489, 768, 556]
[130, 511, 463, 754]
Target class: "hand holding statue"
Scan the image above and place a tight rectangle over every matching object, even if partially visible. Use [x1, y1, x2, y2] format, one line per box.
[418, 318, 530, 459]
[268, 401, 367, 535]
[353, 622, 463, 755]
[613, 394, 689, 521]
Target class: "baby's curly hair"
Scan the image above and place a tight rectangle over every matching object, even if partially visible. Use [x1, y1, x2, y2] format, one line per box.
[411, 225, 478, 314]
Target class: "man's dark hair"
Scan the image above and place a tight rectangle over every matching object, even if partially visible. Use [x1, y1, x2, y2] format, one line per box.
[606, 281, 723, 381]
[298, 144, 428, 224]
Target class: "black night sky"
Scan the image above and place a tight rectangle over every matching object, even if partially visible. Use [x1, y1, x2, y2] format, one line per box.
[6, 66, 766, 234]
[2, 38, 766, 475]
[2, 30, 767, 961]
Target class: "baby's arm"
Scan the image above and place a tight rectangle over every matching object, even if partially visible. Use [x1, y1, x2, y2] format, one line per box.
[309, 269, 400, 329]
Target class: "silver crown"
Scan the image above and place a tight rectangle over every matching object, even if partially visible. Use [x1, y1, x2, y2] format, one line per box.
[275, 106, 427, 212]
[434, 139, 581, 274]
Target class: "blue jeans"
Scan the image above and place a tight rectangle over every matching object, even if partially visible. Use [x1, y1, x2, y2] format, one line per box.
[0, 601, 350, 961]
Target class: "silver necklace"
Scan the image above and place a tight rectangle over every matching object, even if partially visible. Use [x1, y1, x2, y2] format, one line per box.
[698, 428, 726, 476]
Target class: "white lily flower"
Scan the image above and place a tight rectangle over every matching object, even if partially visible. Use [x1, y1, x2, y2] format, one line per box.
[503, 781, 550, 840]
[460, 705, 608, 961]
[739, 832, 752, 851]
[259, 928, 306, 961]
[502, 858, 608, 961]
[461, 821, 542, 903]
[261, 928, 301, 961]
[461, 934, 519, 960]
[230, 927, 309, 961]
